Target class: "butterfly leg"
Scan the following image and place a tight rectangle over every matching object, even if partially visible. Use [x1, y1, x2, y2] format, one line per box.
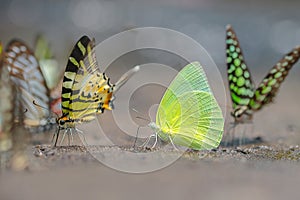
[60, 129, 69, 146]
[70, 129, 74, 145]
[68, 131, 71, 146]
[139, 134, 156, 148]
[54, 128, 61, 147]
[68, 128, 76, 146]
[75, 128, 88, 146]
[168, 135, 178, 150]
[151, 133, 158, 149]
[51, 131, 56, 143]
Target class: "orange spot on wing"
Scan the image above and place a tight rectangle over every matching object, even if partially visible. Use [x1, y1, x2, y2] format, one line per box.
[103, 92, 113, 110]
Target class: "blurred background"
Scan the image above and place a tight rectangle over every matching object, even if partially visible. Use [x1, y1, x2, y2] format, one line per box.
[1, 0, 298, 141]
[3, 0, 297, 143]
[1, 0, 300, 199]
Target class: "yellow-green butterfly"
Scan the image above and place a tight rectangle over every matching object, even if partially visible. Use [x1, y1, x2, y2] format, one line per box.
[147, 62, 224, 150]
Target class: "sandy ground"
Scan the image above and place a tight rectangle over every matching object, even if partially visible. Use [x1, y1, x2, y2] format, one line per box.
[1, 143, 300, 200]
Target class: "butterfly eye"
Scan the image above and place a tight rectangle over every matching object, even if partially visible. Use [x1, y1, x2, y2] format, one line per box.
[59, 120, 65, 125]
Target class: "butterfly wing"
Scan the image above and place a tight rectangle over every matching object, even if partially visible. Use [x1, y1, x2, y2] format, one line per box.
[4, 40, 50, 128]
[61, 36, 114, 121]
[157, 62, 211, 110]
[156, 62, 224, 150]
[226, 25, 255, 109]
[249, 46, 300, 110]
[0, 42, 14, 136]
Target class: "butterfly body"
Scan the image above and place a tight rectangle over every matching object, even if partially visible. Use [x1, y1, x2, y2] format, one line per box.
[148, 62, 224, 150]
[226, 25, 300, 123]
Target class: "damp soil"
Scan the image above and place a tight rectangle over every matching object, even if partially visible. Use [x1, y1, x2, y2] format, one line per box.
[1, 140, 300, 200]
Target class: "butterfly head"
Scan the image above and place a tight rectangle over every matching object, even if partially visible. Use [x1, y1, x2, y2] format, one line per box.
[231, 106, 252, 122]
[57, 116, 75, 129]
[148, 122, 160, 132]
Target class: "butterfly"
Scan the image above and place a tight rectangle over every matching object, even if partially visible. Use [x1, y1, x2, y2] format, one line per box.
[145, 62, 224, 150]
[4, 39, 55, 132]
[0, 42, 14, 145]
[226, 25, 300, 123]
[54, 35, 139, 146]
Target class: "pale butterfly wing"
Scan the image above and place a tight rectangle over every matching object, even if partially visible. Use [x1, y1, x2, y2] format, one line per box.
[156, 62, 224, 150]
[0, 42, 14, 138]
[159, 62, 211, 108]
[5, 40, 50, 129]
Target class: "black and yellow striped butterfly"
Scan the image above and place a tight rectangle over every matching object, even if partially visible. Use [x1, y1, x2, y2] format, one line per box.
[4, 40, 55, 132]
[226, 25, 300, 123]
[54, 36, 139, 146]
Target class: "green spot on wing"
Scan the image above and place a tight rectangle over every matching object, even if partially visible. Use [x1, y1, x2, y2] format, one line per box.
[268, 78, 276, 86]
[226, 39, 233, 44]
[237, 77, 245, 87]
[261, 86, 272, 94]
[234, 59, 241, 67]
[232, 77, 237, 83]
[230, 45, 235, 52]
[274, 72, 282, 79]
[227, 57, 232, 63]
[244, 71, 250, 78]
[231, 92, 249, 106]
[235, 67, 243, 77]
[228, 64, 236, 73]
[237, 87, 246, 95]
[232, 52, 238, 59]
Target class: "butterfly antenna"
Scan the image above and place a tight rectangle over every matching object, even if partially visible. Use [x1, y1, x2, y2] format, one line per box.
[114, 65, 140, 92]
[33, 100, 59, 118]
[131, 108, 150, 122]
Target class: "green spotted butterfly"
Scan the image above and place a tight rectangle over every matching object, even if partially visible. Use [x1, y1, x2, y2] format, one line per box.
[148, 62, 224, 150]
[226, 25, 300, 122]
